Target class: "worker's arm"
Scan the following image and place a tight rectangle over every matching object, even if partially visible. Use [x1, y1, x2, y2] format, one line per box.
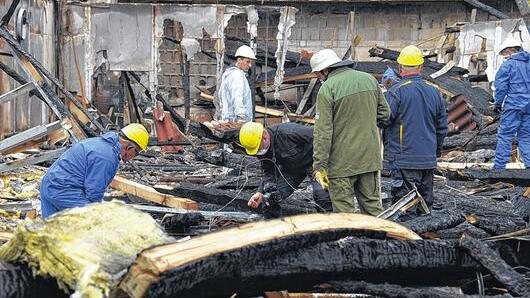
[229, 73, 251, 121]
[376, 87, 391, 127]
[493, 62, 511, 108]
[381, 89, 400, 128]
[313, 86, 333, 173]
[435, 93, 449, 157]
[84, 156, 119, 203]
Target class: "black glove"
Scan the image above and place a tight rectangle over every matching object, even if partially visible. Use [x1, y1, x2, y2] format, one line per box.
[493, 105, 502, 115]
[488, 97, 495, 104]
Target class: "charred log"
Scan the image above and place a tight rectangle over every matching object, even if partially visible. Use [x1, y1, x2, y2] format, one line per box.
[435, 222, 492, 239]
[0, 261, 65, 298]
[402, 209, 466, 234]
[442, 132, 498, 151]
[447, 169, 530, 187]
[145, 239, 479, 298]
[323, 280, 497, 298]
[459, 235, 530, 297]
[467, 215, 527, 236]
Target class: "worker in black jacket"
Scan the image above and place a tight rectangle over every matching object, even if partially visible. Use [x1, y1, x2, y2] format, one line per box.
[238, 122, 332, 212]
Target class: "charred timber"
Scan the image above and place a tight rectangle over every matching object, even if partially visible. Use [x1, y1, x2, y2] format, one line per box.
[435, 222, 491, 239]
[368, 46, 469, 76]
[0, 261, 65, 298]
[322, 280, 501, 298]
[447, 169, 530, 187]
[402, 209, 466, 234]
[146, 239, 480, 298]
[459, 235, 530, 297]
[442, 132, 498, 151]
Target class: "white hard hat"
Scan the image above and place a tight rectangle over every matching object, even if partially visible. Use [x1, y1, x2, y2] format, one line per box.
[499, 37, 523, 54]
[310, 49, 342, 72]
[235, 45, 256, 60]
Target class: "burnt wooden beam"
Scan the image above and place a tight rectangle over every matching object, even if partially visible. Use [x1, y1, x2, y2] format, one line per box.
[323, 280, 467, 298]
[368, 46, 469, 76]
[459, 235, 530, 297]
[446, 169, 530, 187]
[402, 209, 466, 235]
[0, 261, 65, 297]
[126, 238, 480, 298]
[463, 0, 511, 19]
[120, 213, 421, 298]
[442, 131, 498, 151]
[466, 214, 527, 236]
[0, 0, 20, 27]
[434, 222, 491, 239]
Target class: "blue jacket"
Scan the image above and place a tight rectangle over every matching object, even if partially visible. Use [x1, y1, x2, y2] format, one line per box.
[40, 132, 121, 208]
[382, 76, 448, 170]
[494, 51, 530, 111]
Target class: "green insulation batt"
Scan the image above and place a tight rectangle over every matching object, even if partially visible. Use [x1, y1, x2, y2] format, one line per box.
[0, 200, 171, 298]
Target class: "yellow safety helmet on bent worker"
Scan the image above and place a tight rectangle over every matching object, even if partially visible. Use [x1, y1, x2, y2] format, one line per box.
[397, 45, 424, 66]
[121, 123, 149, 151]
[239, 122, 264, 156]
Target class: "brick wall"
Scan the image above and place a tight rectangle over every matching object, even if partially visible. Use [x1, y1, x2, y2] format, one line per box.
[157, 1, 521, 103]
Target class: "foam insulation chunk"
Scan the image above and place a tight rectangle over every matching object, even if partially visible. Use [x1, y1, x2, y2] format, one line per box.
[0, 201, 171, 298]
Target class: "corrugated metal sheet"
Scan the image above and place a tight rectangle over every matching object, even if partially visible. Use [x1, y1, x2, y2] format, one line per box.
[447, 94, 477, 133]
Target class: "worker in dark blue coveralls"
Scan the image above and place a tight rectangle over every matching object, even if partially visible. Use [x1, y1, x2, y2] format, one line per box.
[492, 37, 530, 169]
[382, 45, 448, 217]
[40, 123, 149, 218]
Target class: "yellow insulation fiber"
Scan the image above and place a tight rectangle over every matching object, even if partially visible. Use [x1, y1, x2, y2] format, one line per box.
[0, 200, 171, 298]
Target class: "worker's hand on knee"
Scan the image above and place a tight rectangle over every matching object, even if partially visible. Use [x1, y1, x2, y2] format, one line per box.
[313, 169, 329, 191]
[248, 192, 264, 208]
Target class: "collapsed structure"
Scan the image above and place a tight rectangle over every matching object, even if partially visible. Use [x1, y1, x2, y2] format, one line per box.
[0, 0, 530, 297]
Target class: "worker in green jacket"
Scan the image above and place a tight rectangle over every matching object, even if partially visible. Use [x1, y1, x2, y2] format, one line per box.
[310, 49, 391, 216]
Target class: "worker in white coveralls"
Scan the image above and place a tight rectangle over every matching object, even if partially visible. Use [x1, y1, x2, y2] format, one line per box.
[219, 45, 257, 121]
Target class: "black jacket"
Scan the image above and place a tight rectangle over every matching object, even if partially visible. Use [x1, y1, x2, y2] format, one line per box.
[257, 123, 313, 192]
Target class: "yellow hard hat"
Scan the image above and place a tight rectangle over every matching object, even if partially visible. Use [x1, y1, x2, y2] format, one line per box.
[121, 123, 149, 151]
[239, 122, 264, 155]
[397, 45, 424, 66]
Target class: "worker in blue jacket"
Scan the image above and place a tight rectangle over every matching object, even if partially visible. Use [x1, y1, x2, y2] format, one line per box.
[382, 45, 448, 217]
[493, 37, 530, 169]
[39, 123, 149, 218]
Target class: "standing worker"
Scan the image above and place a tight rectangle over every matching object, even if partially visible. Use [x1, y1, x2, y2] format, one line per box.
[310, 49, 390, 216]
[219, 45, 256, 122]
[492, 37, 530, 169]
[382, 45, 448, 217]
[239, 122, 332, 214]
[40, 124, 149, 218]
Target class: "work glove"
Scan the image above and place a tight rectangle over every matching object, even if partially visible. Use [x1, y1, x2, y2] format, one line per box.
[493, 105, 502, 116]
[313, 169, 329, 191]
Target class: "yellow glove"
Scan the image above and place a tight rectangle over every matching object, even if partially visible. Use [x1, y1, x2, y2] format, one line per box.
[314, 169, 329, 190]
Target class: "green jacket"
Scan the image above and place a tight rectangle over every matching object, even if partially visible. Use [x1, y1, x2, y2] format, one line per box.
[313, 67, 390, 178]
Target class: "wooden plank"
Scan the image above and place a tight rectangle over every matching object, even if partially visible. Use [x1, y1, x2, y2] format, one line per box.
[0, 121, 61, 154]
[0, 147, 67, 174]
[120, 213, 420, 298]
[295, 78, 317, 114]
[66, 100, 90, 125]
[110, 176, 198, 210]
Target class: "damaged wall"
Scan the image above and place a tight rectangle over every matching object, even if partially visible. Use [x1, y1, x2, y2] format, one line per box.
[0, 0, 56, 139]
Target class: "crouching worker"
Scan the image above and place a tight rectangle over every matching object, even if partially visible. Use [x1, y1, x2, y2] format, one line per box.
[40, 123, 149, 218]
[239, 122, 332, 215]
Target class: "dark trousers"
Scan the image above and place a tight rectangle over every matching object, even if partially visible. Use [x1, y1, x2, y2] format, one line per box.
[390, 169, 434, 217]
[272, 171, 333, 213]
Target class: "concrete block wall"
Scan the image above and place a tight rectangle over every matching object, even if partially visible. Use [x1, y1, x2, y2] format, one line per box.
[157, 1, 522, 103]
